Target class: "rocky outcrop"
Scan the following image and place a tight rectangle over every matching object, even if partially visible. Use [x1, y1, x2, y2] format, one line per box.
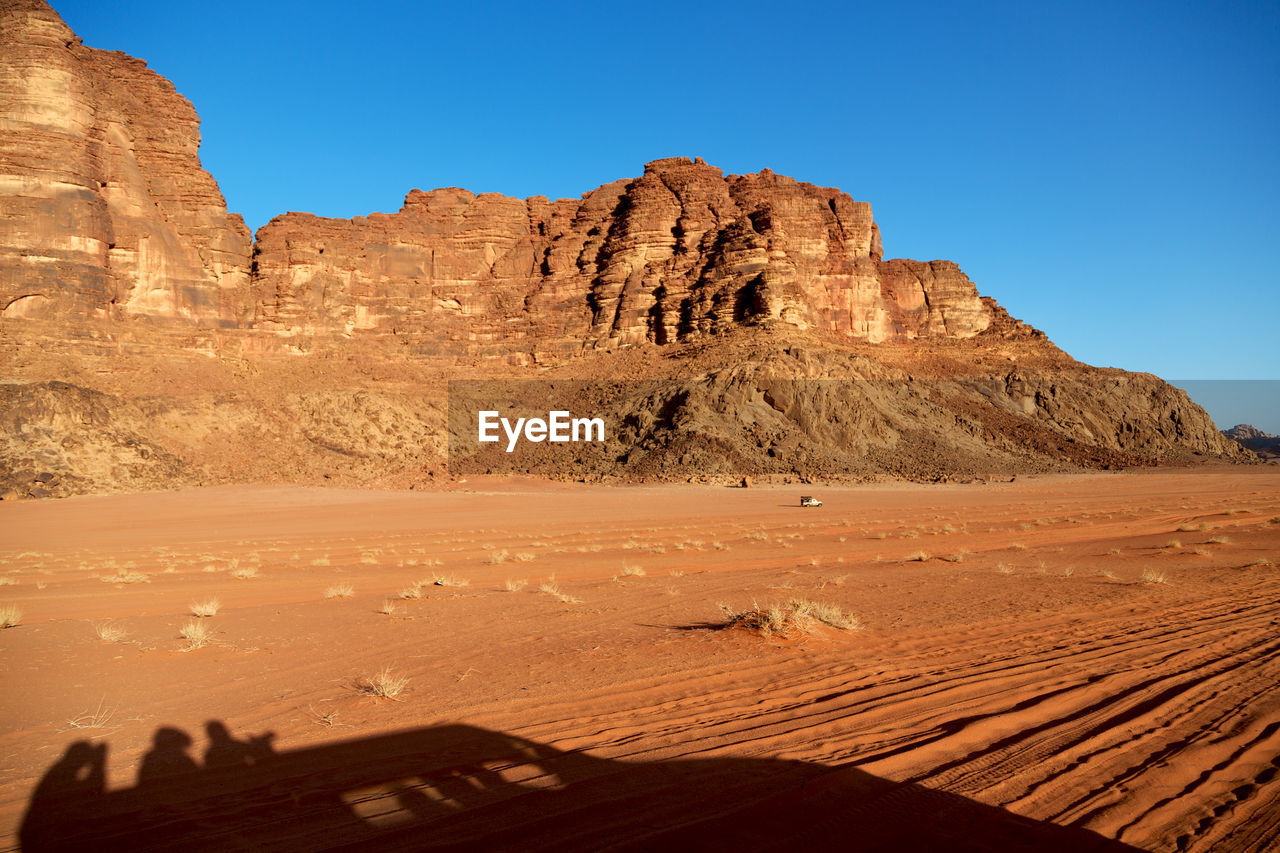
[0, 0, 251, 325]
[251, 157, 1001, 350]
[1223, 424, 1279, 457]
[0, 1, 1255, 499]
[0, 2, 1014, 350]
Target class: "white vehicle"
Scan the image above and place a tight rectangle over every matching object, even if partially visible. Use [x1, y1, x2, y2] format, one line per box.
[800, 495, 822, 508]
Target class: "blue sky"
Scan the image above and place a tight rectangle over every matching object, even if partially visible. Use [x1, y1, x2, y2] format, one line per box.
[54, 1, 1279, 398]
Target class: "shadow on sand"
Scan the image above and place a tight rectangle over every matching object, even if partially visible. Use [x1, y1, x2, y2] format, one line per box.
[21, 721, 1139, 851]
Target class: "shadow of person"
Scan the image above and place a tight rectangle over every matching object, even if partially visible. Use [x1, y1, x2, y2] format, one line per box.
[20, 723, 1148, 851]
[18, 741, 106, 850]
[203, 720, 276, 769]
[137, 726, 199, 786]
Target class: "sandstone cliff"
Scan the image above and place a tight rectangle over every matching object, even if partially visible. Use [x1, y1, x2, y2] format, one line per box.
[0, 0, 1254, 499]
[0, 0, 251, 325]
[250, 158, 1019, 352]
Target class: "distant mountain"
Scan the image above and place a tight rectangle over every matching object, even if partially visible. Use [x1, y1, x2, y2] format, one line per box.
[1222, 425, 1280, 457]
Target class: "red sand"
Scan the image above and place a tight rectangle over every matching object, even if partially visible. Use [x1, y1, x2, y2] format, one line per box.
[1, 467, 1278, 850]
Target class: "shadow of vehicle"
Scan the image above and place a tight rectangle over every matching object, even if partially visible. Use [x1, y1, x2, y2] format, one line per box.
[20, 721, 1140, 851]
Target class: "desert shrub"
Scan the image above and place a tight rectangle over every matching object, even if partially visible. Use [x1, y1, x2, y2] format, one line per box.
[718, 599, 861, 638]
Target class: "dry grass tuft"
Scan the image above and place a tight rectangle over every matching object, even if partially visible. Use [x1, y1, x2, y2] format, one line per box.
[620, 565, 645, 577]
[1206, 535, 1232, 545]
[996, 563, 1015, 575]
[358, 666, 409, 699]
[504, 578, 526, 592]
[903, 551, 930, 562]
[1165, 539, 1182, 550]
[179, 619, 213, 649]
[190, 598, 220, 618]
[399, 586, 421, 600]
[65, 698, 115, 731]
[1140, 567, 1167, 585]
[95, 621, 127, 642]
[718, 598, 861, 638]
[100, 569, 150, 585]
[325, 583, 355, 599]
[1, 605, 22, 628]
[378, 600, 398, 615]
[230, 566, 258, 580]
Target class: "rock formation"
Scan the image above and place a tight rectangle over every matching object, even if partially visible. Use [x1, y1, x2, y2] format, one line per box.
[0, 0, 251, 325]
[0, 0, 1255, 498]
[1223, 424, 1280, 458]
[250, 158, 1021, 352]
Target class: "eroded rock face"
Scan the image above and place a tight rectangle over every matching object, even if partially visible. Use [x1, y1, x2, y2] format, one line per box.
[0, 2, 1013, 349]
[0, 0, 251, 325]
[251, 157, 1001, 348]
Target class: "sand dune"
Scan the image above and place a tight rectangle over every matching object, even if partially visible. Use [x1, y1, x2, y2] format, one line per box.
[1, 467, 1277, 850]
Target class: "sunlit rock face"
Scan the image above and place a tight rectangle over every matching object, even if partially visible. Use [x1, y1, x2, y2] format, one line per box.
[251, 157, 1000, 349]
[0, 0, 251, 325]
[0, 1, 1006, 348]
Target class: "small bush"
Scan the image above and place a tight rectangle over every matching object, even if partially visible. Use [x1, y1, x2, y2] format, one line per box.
[179, 619, 213, 649]
[190, 598, 220, 618]
[718, 599, 861, 638]
[325, 583, 355, 599]
[359, 666, 408, 699]
[1, 605, 22, 628]
[95, 621, 127, 642]
[1140, 568, 1167, 585]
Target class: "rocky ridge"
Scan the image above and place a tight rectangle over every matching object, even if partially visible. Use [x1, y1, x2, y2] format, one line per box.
[250, 158, 1021, 355]
[0, 0, 1254, 498]
[1223, 424, 1280, 458]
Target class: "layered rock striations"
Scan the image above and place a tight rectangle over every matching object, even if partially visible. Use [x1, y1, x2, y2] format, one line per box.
[250, 158, 1012, 351]
[0, 0, 251, 325]
[0, 0, 1253, 499]
[1, 2, 1021, 350]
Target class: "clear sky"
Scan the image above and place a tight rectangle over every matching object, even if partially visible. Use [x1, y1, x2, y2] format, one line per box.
[52, 0, 1279, 394]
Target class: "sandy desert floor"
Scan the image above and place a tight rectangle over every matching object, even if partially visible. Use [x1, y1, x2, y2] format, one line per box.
[1, 467, 1278, 851]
